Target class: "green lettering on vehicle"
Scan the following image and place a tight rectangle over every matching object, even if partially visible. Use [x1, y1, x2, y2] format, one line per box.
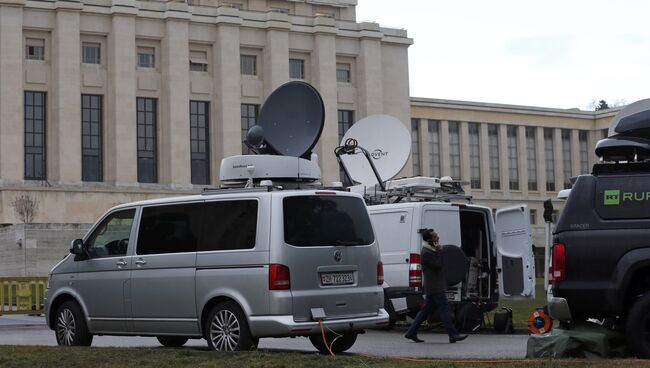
[623, 192, 633, 201]
[604, 190, 620, 205]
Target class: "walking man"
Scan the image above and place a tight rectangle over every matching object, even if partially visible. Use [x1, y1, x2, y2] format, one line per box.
[405, 228, 468, 343]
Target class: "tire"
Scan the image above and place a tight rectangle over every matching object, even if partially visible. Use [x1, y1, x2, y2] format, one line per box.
[55, 301, 93, 346]
[626, 293, 650, 358]
[205, 301, 255, 351]
[157, 336, 189, 347]
[309, 331, 357, 354]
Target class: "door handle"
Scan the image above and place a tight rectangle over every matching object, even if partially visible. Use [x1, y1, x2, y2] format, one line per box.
[135, 259, 147, 266]
[116, 260, 127, 267]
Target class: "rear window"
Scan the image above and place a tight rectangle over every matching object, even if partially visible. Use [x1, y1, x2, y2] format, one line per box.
[283, 195, 375, 247]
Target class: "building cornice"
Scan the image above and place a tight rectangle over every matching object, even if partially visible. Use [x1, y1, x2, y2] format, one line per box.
[411, 96, 623, 120]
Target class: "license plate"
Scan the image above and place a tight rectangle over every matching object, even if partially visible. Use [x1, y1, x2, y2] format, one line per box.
[320, 272, 354, 286]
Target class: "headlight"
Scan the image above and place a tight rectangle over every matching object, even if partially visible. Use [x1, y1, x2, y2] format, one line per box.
[46, 274, 52, 290]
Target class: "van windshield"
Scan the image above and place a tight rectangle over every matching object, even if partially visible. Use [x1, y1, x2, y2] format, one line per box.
[283, 195, 375, 247]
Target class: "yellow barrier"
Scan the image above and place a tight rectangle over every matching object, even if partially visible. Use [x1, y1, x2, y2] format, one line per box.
[0, 277, 48, 316]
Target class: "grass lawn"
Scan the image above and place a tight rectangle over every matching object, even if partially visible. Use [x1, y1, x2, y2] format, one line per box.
[0, 346, 649, 368]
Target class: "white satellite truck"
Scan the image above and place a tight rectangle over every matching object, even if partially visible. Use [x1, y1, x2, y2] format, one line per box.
[335, 115, 536, 330]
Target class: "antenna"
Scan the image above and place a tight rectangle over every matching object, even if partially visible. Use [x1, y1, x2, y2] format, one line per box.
[249, 81, 325, 158]
[337, 114, 411, 187]
[220, 81, 324, 188]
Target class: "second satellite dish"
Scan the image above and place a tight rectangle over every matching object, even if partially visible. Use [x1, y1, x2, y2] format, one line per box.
[340, 114, 411, 186]
[251, 81, 325, 158]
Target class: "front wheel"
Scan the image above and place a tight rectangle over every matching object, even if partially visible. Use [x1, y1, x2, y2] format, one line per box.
[205, 301, 255, 351]
[626, 293, 650, 358]
[157, 336, 189, 347]
[55, 301, 93, 346]
[309, 331, 357, 354]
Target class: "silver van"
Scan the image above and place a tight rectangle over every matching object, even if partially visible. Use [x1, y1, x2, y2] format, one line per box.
[43, 188, 388, 352]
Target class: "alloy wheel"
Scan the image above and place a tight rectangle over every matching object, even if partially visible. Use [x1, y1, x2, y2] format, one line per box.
[56, 308, 76, 346]
[209, 309, 241, 351]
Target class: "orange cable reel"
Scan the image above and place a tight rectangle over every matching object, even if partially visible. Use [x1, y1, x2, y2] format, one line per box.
[527, 308, 553, 334]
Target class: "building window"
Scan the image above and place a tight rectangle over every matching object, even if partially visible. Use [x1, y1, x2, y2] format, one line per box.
[81, 42, 101, 64]
[488, 124, 500, 190]
[81, 95, 103, 182]
[544, 128, 555, 192]
[241, 55, 257, 76]
[339, 110, 354, 182]
[530, 209, 537, 225]
[137, 47, 155, 68]
[190, 101, 210, 185]
[507, 126, 519, 191]
[526, 127, 537, 191]
[579, 130, 589, 174]
[336, 63, 351, 83]
[562, 129, 572, 189]
[468, 123, 481, 189]
[289, 58, 305, 79]
[25, 38, 45, 61]
[136, 97, 157, 183]
[241, 104, 259, 154]
[411, 119, 421, 176]
[449, 121, 461, 180]
[427, 120, 441, 178]
[189, 50, 208, 72]
[24, 91, 47, 180]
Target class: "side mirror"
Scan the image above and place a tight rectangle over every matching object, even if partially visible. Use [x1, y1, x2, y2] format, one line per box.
[543, 199, 554, 223]
[70, 239, 85, 255]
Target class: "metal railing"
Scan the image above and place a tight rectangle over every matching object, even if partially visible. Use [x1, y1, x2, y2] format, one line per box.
[0, 276, 48, 316]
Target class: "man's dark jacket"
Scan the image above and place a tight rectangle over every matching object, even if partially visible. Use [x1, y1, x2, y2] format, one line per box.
[421, 244, 447, 295]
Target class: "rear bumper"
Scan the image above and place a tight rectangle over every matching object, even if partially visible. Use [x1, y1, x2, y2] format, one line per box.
[547, 286, 572, 321]
[248, 309, 389, 337]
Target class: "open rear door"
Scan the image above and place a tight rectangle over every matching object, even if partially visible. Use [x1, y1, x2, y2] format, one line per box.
[495, 205, 535, 299]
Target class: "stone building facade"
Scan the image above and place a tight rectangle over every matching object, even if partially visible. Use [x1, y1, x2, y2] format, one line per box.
[0, 0, 412, 225]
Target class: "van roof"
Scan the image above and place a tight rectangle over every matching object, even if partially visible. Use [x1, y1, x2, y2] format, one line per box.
[109, 188, 361, 211]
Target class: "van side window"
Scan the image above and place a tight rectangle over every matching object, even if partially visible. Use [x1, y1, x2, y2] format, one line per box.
[137, 203, 203, 255]
[200, 200, 258, 251]
[86, 209, 135, 258]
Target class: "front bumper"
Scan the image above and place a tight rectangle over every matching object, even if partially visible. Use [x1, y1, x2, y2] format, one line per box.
[248, 308, 389, 337]
[547, 286, 572, 321]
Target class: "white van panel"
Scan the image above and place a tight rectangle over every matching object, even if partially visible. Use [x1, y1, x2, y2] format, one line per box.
[495, 204, 535, 299]
[369, 209, 413, 289]
[421, 205, 461, 247]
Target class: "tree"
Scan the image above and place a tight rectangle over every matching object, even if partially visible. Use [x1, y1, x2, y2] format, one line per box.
[596, 100, 610, 111]
[11, 194, 39, 223]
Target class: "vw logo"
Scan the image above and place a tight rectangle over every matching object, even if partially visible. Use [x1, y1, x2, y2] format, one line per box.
[334, 250, 343, 262]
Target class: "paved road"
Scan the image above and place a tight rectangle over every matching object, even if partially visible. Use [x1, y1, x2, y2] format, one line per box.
[0, 315, 528, 359]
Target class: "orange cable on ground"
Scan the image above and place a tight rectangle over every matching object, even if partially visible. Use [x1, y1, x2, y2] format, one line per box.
[318, 320, 335, 356]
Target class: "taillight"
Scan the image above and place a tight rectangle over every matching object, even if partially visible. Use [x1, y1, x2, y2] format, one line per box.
[550, 243, 566, 282]
[377, 261, 384, 285]
[409, 253, 422, 288]
[269, 264, 291, 290]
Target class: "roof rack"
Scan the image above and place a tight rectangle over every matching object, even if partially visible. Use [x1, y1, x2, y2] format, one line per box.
[592, 161, 650, 176]
[201, 186, 275, 195]
[355, 177, 472, 205]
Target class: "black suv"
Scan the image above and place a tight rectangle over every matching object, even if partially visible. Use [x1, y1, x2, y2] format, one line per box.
[548, 99, 650, 357]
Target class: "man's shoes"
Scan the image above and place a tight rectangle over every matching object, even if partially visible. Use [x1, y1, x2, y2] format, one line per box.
[405, 334, 424, 343]
[449, 334, 468, 343]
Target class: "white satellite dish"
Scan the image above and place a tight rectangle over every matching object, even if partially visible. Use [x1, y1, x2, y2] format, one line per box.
[339, 114, 411, 186]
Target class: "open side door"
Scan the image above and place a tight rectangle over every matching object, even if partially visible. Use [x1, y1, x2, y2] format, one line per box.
[495, 205, 535, 299]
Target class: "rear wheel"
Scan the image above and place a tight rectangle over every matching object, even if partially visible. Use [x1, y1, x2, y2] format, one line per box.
[626, 293, 650, 358]
[157, 336, 189, 347]
[309, 331, 357, 354]
[205, 301, 255, 351]
[55, 301, 93, 346]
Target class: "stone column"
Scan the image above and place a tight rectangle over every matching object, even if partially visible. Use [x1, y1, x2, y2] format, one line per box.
[499, 124, 509, 195]
[213, 8, 242, 183]
[311, 17, 338, 183]
[479, 123, 490, 195]
[262, 12, 289, 98]
[517, 125, 528, 196]
[50, 2, 82, 183]
[554, 128, 565, 190]
[106, 5, 137, 185]
[357, 22, 383, 117]
[439, 120, 451, 177]
[160, 6, 191, 186]
[460, 121, 470, 183]
[535, 126, 546, 197]
[419, 119, 429, 177]
[0, 1, 24, 183]
[571, 129, 580, 177]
